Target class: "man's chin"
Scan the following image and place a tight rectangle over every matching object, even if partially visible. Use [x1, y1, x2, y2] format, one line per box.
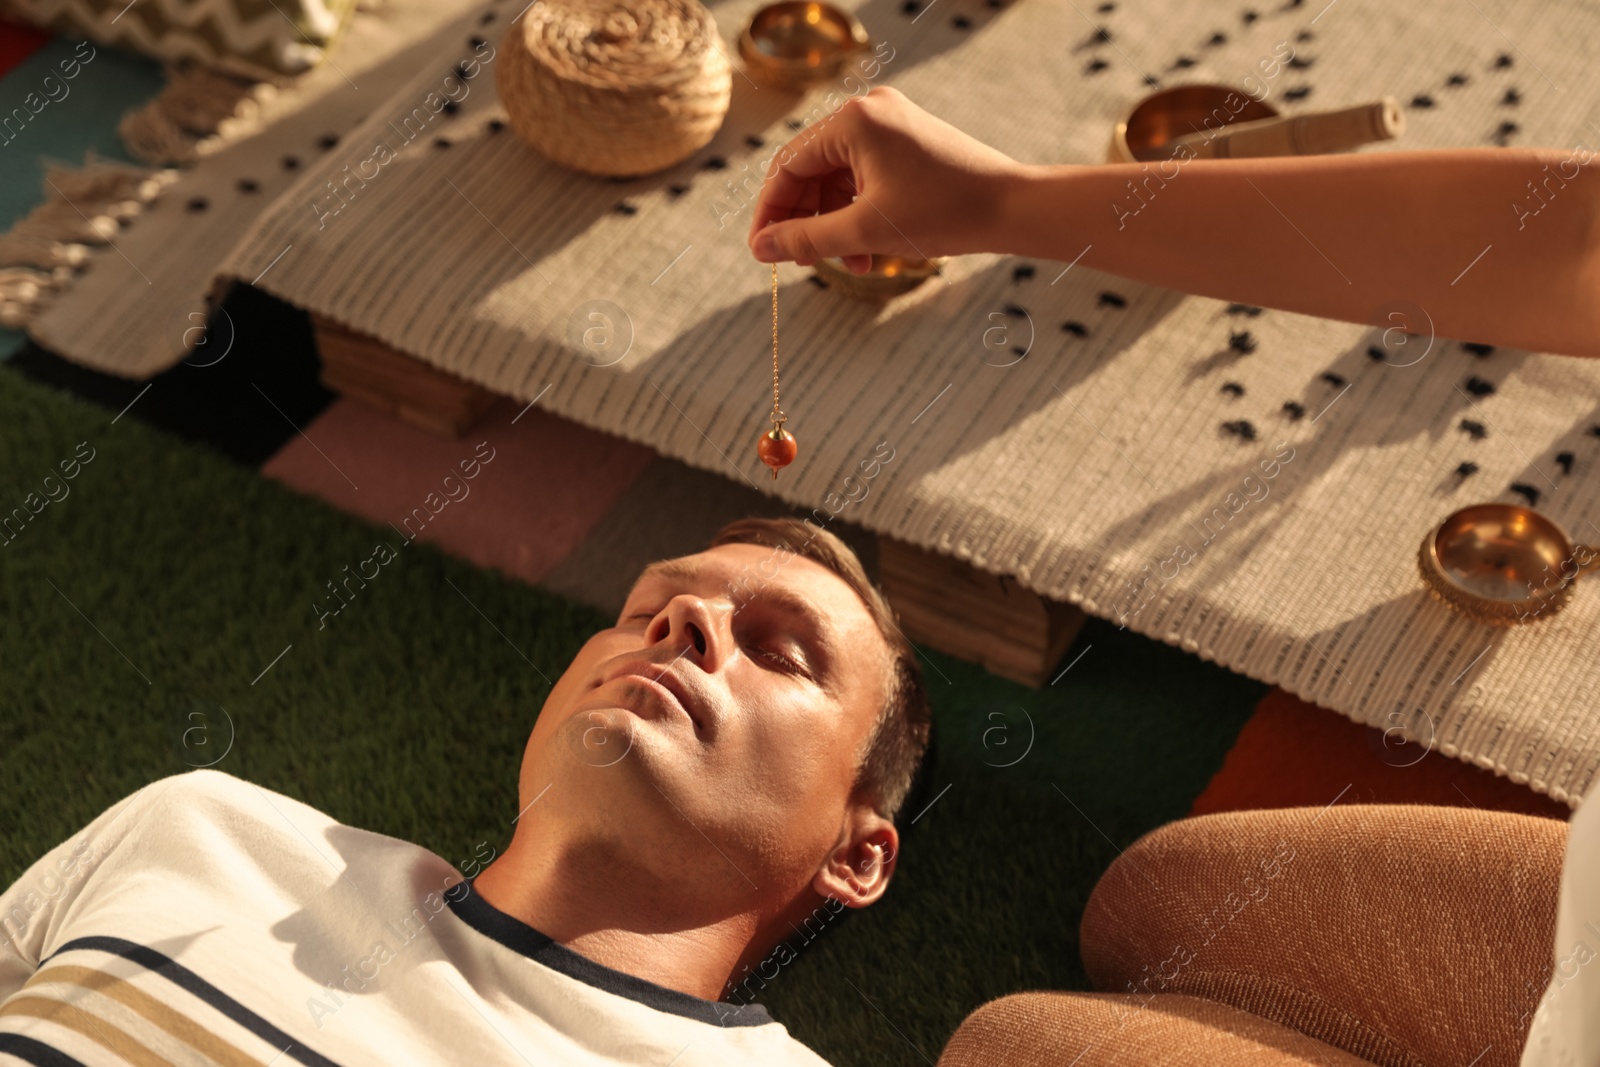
[554, 699, 698, 774]
[533, 707, 718, 841]
[554, 703, 638, 769]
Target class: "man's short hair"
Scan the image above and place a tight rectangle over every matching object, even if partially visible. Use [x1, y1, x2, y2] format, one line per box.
[708, 517, 932, 823]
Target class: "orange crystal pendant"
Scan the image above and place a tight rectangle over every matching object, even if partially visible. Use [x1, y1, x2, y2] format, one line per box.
[758, 424, 797, 479]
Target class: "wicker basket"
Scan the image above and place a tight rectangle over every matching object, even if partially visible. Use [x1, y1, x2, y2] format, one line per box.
[496, 0, 732, 178]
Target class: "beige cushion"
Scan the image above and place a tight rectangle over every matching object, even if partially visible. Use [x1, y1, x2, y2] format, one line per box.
[938, 991, 1376, 1067]
[1080, 805, 1565, 1067]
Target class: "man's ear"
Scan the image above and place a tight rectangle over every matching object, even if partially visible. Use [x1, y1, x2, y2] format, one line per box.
[812, 806, 899, 909]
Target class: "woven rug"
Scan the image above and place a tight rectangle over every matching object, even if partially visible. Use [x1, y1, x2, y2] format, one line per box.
[9, 0, 473, 352]
[69, 0, 1600, 806]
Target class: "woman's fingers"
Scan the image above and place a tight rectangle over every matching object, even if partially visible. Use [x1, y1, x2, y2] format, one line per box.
[819, 173, 856, 217]
[747, 102, 884, 265]
[746, 107, 860, 243]
[751, 197, 876, 265]
[818, 179, 872, 272]
[744, 87, 1016, 265]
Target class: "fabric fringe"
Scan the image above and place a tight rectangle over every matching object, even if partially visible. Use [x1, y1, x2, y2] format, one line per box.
[3, 60, 261, 330]
[118, 60, 275, 167]
[0, 156, 177, 329]
[1, 0, 390, 332]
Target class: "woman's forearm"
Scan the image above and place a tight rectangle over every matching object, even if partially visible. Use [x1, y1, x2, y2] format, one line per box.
[994, 147, 1600, 358]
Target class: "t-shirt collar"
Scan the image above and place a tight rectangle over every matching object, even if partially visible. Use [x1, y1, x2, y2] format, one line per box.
[445, 878, 777, 1029]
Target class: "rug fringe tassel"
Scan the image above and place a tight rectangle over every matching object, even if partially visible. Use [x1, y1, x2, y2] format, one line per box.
[1, 29, 367, 331]
[0, 155, 178, 330]
[118, 60, 275, 167]
[1, 60, 256, 331]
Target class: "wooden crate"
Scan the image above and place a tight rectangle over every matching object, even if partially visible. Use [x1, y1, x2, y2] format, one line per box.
[877, 535, 1088, 688]
[312, 314, 497, 438]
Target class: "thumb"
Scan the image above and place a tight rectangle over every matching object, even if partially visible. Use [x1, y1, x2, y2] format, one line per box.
[752, 201, 876, 266]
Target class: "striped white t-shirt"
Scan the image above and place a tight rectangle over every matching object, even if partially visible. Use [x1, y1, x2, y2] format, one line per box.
[0, 770, 833, 1067]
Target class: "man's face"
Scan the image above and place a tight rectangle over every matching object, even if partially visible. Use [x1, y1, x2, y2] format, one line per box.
[517, 541, 893, 905]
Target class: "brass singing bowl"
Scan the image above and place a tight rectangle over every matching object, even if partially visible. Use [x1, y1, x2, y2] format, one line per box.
[1418, 503, 1600, 625]
[1107, 83, 1280, 164]
[812, 254, 946, 301]
[739, 1, 871, 92]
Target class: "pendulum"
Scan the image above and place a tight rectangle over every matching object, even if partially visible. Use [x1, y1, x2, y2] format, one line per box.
[755, 262, 793, 479]
[758, 262, 798, 479]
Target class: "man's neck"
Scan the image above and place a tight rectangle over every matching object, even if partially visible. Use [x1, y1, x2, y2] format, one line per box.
[470, 833, 770, 1002]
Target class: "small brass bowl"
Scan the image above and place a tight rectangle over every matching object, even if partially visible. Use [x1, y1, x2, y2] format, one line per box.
[1107, 83, 1280, 164]
[739, 2, 871, 92]
[1418, 503, 1600, 625]
[812, 254, 946, 301]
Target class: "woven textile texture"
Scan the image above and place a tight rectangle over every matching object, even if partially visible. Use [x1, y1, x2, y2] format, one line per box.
[1079, 804, 1566, 1067]
[936, 991, 1377, 1067]
[41, 0, 1600, 804]
[12, 0, 478, 348]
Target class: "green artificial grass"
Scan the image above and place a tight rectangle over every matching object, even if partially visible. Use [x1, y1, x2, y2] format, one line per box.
[0, 365, 1267, 1065]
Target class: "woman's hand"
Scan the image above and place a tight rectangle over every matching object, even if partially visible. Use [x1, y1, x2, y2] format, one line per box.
[745, 91, 1600, 359]
[746, 86, 1027, 273]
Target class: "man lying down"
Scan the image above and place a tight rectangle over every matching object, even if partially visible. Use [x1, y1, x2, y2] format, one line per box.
[0, 517, 932, 1066]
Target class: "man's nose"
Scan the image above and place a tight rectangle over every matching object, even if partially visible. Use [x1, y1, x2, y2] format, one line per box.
[658, 594, 730, 672]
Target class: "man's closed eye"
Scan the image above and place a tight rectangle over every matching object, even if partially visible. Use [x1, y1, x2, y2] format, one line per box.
[752, 642, 808, 677]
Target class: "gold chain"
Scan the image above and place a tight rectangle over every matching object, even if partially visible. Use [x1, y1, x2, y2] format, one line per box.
[770, 263, 783, 424]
